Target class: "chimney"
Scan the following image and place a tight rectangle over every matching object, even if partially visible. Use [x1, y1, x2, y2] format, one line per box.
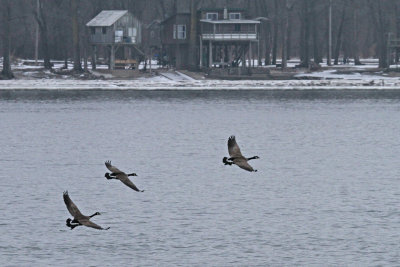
[223, 7, 228, 20]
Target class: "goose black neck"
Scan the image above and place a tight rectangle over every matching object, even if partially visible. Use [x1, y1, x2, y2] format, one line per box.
[89, 213, 99, 218]
[128, 173, 137, 176]
[247, 156, 258, 160]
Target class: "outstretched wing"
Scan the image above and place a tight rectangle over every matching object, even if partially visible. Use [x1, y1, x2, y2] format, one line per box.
[118, 174, 143, 192]
[234, 158, 256, 172]
[228, 136, 243, 158]
[105, 161, 123, 174]
[78, 218, 107, 230]
[63, 191, 84, 218]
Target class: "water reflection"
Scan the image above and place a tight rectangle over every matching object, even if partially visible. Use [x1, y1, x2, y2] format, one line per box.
[2, 89, 400, 102]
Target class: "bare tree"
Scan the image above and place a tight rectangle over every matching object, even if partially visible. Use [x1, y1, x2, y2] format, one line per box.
[71, 0, 82, 71]
[188, 0, 198, 69]
[281, 0, 294, 68]
[271, 0, 279, 65]
[299, 0, 311, 67]
[1, 0, 14, 79]
[333, 1, 346, 65]
[368, 0, 390, 68]
[351, 0, 362, 65]
[33, 0, 52, 69]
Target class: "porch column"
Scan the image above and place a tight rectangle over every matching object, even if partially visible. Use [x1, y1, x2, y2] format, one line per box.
[209, 40, 212, 68]
[110, 45, 115, 70]
[92, 45, 97, 70]
[249, 41, 253, 67]
[199, 36, 203, 68]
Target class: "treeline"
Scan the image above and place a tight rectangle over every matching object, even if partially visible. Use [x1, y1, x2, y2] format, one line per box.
[1, 0, 400, 79]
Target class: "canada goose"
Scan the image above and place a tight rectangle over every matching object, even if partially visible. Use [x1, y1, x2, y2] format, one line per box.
[63, 191, 109, 230]
[223, 135, 259, 172]
[104, 161, 144, 192]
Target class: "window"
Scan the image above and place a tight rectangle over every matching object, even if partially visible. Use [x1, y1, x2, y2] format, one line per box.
[102, 27, 107, 34]
[173, 25, 186, 39]
[177, 25, 186, 39]
[229, 13, 241, 20]
[128, 27, 137, 37]
[206, 12, 218, 20]
[91, 27, 95, 34]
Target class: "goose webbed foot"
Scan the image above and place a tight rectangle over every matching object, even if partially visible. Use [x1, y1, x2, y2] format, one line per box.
[70, 224, 79, 230]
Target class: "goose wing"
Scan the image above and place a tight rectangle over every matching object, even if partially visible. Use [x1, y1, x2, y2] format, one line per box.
[105, 161, 124, 174]
[228, 136, 243, 158]
[63, 191, 84, 218]
[234, 158, 256, 172]
[117, 174, 142, 192]
[78, 218, 107, 230]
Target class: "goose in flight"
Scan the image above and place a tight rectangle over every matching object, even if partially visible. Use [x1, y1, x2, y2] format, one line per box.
[63, 191, 109, 230]
[223, 135, 259, 172]
[104, 161, 144, 192]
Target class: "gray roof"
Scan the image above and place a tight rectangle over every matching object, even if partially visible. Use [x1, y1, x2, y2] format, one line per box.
[86, 10, 128, 27]
[200, 19, 260, 24]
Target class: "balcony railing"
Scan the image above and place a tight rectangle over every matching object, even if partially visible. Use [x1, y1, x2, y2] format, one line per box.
[202, 32, 257, 41]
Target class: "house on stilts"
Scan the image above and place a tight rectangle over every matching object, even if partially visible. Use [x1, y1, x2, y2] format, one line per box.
[199, 8, 260, 69]
[161, 5, 267, 78]
[86, 10, 144, 70]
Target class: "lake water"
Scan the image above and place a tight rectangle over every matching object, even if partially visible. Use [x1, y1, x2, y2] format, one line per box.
[1, 89, 399, 266]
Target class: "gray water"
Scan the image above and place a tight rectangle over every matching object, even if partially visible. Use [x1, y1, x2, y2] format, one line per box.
[1, 90, 399, 266]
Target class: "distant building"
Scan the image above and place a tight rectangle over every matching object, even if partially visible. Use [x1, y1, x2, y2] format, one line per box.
[199, 7, 260, 68]
[160, 6, 260, 70]
[142, 20, 162, 62]
[160, 13, 192, 69]
[86, 10, 143, 70]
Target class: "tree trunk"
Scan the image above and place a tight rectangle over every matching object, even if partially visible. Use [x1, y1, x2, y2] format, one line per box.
[272, 0, 279, 65]
[71, 0, 82, 71]
[300, 0, 310, 67]
[368, 0, 388, 68]
[281, 1, 289, 68]
[311, 0, 321, 63]
[33, 0, 52, 69]
[334, 4, 346, 65]
[259, 0, 271, 65]
[352, 2, 362, 65]
[286, 8, 293, 60]
[188, 0, 198, 70]
[395, 3, 400, 63]
[1, 0, 14, 79]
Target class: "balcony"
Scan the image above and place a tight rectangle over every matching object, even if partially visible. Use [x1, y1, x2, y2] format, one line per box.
[202, 32, 257, 41]
[200, 19, 259, 42]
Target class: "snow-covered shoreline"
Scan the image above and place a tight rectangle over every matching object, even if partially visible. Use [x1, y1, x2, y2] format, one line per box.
[1, 77, 400, 90]
[2, 58, 400, 90]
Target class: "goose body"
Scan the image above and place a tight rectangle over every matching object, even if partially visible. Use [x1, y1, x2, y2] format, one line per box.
[63, 191, 109, 230]
[223, 136, 259, 172]
[104, 161, 143, 192]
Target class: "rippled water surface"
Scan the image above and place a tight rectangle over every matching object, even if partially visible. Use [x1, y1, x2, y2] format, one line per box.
[1, 90, 400, 266]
